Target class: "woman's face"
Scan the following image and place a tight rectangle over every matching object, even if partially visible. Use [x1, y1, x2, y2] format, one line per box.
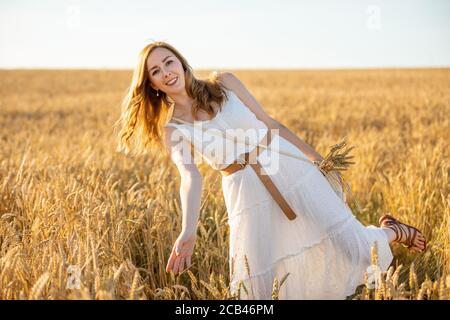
[146, 47, 185, 96]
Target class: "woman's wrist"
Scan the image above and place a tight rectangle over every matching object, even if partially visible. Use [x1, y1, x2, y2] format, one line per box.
[181, 226, 197, 237]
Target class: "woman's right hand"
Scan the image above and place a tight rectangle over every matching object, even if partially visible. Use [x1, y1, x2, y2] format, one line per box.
[166, 231, 197, 275]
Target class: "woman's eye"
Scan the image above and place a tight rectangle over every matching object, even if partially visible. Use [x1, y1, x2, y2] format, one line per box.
[151, 60, 172, 76]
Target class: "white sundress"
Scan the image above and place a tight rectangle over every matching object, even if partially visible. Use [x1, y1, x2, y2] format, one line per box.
[165, 89, 394, 300]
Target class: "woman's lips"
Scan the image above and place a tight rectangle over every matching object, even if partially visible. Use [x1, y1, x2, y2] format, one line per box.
[166, 76, 178, 86]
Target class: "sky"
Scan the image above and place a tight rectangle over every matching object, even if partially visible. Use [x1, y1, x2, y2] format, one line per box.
[0, 0, 449, 69]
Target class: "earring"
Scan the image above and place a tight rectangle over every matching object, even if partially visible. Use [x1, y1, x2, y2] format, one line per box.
[156, 89, 159, 97]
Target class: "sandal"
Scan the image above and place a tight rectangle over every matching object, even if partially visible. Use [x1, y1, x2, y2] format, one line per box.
[379, 214, 427, 252]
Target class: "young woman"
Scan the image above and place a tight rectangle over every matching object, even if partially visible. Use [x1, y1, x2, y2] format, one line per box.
[116, 41, 427, 299]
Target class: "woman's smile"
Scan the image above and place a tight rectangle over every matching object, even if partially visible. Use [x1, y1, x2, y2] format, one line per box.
[165, 76, 178, 87]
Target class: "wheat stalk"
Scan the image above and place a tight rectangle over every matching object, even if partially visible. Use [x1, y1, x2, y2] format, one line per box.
[29, 272, 50, 300]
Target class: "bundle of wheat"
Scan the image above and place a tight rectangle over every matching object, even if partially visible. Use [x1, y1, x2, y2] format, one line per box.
[314, 136, 363, 211]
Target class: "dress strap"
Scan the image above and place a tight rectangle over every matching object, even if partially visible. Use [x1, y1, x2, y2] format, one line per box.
[164, 122, 179, 128]
[170, 116, 190, 125]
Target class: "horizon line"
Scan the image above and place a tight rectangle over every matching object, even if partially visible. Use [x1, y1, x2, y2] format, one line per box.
[1, 66, 449, 72]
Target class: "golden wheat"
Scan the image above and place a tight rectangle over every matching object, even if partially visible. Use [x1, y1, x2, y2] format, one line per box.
[0, 68, 448, 300]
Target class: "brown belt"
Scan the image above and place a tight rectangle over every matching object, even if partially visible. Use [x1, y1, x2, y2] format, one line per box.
[219, 129, 297, 220]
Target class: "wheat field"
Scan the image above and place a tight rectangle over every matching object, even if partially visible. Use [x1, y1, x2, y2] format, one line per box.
[0, 68, 448, 300]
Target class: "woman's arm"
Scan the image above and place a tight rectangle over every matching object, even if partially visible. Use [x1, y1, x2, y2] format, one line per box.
[215, 71, 324, 162]
[164, 127, 203, 235]
[164, 127, 202, 275]
[179, 173, 203, 235]
[269, 120, 324, 163]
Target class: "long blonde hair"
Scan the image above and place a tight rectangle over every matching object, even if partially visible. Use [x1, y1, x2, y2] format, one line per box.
[115, 41, 228, 157]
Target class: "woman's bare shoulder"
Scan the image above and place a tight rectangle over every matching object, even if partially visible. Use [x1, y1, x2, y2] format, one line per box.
[211, 71, 240, 91]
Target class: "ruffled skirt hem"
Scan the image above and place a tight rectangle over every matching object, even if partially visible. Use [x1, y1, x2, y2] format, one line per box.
[229, 220, 393, 300]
